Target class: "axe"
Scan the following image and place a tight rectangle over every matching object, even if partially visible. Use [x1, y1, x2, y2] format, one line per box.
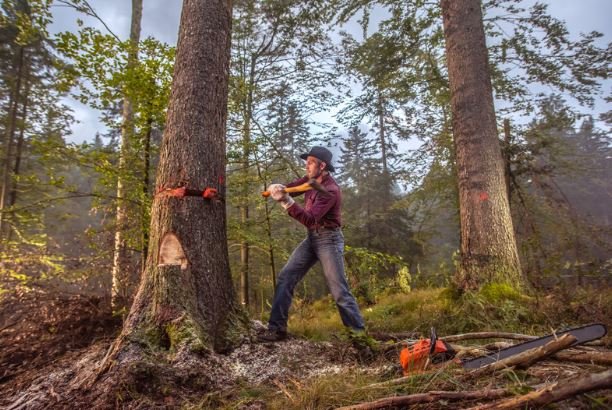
[262, 178, 329, 198]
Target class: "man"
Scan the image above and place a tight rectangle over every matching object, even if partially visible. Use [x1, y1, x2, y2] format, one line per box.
[259, 146, 366, 342]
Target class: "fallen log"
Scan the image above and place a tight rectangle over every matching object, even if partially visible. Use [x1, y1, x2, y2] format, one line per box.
[468, 334, 576, 377]
[554, 350, 612, 366]
[335, 388, 510, 410]
[442, 332, 538, 343]
[466, 368, 612, 410]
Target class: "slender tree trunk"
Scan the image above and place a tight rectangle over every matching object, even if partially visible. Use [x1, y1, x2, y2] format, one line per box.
[112, 0, 143, 313]
[255, 160, 277, 289]
[239, 53, 257, 307]
[0, 46, 25, 239]
[9, 64, 31, 209]
[141, 116, 153, 268]
[115, 0, 243, 354]
[265, 201, 276, 288]
[240, 204, 249, 306]
[377, 96, 388, 177]
[441, 0, 522, 290]
[377, 89, 393, 209]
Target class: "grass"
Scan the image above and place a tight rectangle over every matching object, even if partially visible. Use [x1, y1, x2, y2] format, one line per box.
[204, 284, 612, 409]
[287, 289, 448, 340]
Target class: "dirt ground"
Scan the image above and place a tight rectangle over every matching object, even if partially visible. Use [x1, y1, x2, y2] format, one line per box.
[0, 285, 121, 387]
[0, 285, 377, 409]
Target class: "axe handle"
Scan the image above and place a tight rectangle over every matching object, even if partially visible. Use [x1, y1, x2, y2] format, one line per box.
[262, 182, 312, 197]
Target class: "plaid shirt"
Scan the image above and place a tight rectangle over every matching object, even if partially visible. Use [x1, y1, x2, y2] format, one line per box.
[286, 174, 342, 230]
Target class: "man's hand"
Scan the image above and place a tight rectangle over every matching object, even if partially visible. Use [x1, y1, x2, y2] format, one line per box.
[266, 183, 295, 210]
[267, 184, 285, 200]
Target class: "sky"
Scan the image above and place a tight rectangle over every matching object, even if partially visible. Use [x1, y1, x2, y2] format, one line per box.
[48, 1, 611, 144]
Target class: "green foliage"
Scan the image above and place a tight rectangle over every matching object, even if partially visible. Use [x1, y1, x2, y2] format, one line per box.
[344, 245, 406, 304]
[396, 266, 411, 294]
[52, 24, 174, 265]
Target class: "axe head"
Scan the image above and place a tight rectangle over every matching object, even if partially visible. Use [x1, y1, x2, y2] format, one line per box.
[308, 178, 331, 196]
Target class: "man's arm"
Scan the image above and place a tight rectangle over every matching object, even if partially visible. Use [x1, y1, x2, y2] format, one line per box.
[287, 189, 338, 227]
[285, 176, 309, 197]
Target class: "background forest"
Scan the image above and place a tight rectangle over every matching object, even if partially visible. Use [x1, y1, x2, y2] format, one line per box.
[1, 0, 609, 312]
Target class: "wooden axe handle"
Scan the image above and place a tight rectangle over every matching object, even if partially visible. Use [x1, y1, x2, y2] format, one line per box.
[261, 179, 329, 198]
[262, 182, 311, 197]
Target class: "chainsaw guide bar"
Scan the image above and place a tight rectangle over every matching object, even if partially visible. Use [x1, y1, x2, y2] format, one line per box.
[461, 323, 607, 369]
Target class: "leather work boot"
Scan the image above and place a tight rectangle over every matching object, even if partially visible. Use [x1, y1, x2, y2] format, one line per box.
[257, 329, 288, 343]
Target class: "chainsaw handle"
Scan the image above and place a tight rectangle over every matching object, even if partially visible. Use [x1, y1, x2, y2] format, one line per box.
[429, 327, 438, 355]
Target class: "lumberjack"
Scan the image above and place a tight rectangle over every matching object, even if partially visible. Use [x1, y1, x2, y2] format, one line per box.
[258, 146, 367, 343]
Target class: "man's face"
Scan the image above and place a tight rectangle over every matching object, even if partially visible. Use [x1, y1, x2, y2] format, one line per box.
[306, 156, 325, 179]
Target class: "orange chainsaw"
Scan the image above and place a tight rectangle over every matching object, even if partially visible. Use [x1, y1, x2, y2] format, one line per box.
[399, 328, 455, 375]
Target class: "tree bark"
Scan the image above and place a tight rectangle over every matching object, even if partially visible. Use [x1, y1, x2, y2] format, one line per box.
[111, 0, 143, 313]
[117, 0, 243, 353]
[441, 0, 523, 290]
[502, 118, 512, 201]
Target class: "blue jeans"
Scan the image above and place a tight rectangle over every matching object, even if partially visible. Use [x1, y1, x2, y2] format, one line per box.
[268, 228, 365, 332]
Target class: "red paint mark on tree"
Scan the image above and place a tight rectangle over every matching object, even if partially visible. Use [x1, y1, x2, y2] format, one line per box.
[479, 191, 489, 201]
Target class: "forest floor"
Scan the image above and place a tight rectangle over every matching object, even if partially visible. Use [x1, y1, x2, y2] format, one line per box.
[1, 280, 611, 409]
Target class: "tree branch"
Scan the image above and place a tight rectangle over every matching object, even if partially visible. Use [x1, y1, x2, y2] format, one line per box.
[554, 350, 612, 366]
[442, 331, 538, 342]
[55, 0, 121, 41]
[467, 369, 612, 410]
[336, 389, 510, 410]
[0, 192, 141, 214]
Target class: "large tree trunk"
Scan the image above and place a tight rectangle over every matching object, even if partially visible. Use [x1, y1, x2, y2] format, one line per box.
[111, 0, 143, 313]
[441, 0, 522, 290]
[117, 0, 243, 354]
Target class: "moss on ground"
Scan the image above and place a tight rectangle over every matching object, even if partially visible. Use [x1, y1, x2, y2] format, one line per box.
[285, 285, 612, 341]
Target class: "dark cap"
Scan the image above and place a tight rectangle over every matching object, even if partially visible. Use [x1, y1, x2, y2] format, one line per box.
[300, 146, 335, 172]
